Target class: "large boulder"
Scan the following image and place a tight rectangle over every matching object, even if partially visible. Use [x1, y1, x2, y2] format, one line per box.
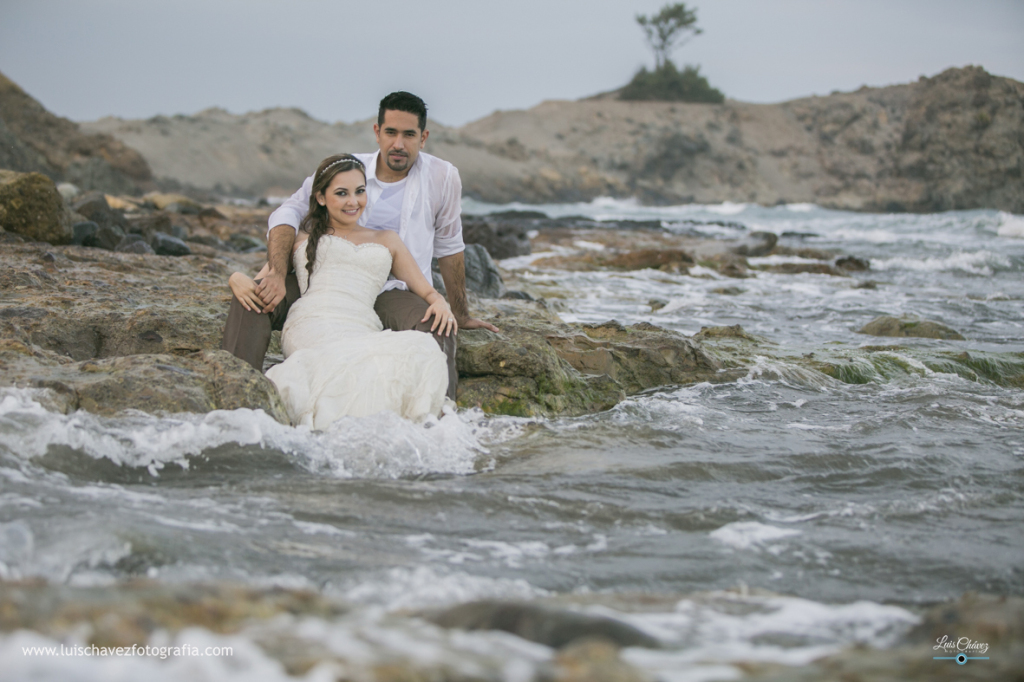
[0, 339, 288, 421]
[456, 302, 725, 416]
[462, 216, 533, 259]
[0, 170, 72, 244]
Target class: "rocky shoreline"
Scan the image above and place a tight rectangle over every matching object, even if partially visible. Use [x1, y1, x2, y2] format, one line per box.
[3, 173, 1022, 423]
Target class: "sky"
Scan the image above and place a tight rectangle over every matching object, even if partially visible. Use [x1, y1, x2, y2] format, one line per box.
[1, 0, 1022, 128]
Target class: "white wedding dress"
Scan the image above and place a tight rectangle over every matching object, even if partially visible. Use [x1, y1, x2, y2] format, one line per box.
[265, 235, 448, 429]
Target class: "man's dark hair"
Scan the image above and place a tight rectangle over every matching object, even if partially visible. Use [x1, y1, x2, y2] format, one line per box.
[378, 91, 427, 132]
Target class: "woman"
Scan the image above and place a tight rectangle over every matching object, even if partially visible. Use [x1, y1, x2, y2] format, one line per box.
[231, 154, 455, 428]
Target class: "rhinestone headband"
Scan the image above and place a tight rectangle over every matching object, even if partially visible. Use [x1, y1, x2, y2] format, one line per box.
[318, 155, 364, 179]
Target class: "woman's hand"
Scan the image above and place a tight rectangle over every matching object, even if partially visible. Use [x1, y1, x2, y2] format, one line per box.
[422, 297, 457, 337]
[229, 272, 266, 313]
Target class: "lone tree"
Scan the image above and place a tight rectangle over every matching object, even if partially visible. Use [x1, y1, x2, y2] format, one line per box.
[637, 2, 701, 69]
[620, 2, 723, 103]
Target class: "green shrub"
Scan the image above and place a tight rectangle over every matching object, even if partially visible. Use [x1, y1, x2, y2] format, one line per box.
[619, 61, 724, 103]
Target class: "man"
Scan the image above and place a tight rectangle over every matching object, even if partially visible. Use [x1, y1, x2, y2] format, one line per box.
[221, 91, 497, 399]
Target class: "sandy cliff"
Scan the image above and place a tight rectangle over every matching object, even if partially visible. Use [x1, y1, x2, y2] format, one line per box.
[79, 66, 1023, 212]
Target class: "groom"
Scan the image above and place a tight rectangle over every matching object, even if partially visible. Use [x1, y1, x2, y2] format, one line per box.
[221, 91, 498, 399]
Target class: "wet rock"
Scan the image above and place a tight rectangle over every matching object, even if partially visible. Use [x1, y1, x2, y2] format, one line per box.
[0, 340, 289, 421]
[456, 322, 623, 417]
[835, 255, 870, 271]
[456, 311, 722, 416]
[71, 220, 99, 245]
[730, 230, 778, 257]
[462, 216, 533, 259]
[702, 252, 750, 278]
[0, 170, 73, 244]
[463, 243, 505, 297]
[83, 223, 126, 251]
[424, 600, 660, 649]
[604, 248, 694, 272]
[858, 315, 965, 340]
[761, 262, 842, 276]
[151, 232, 191, 256]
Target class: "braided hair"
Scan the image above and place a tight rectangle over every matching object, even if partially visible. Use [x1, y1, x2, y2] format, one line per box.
[298, 154, 366, 291]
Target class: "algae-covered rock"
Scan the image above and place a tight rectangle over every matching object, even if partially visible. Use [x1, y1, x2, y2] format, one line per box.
[858, 315, 965, 340]
[0, 340, 288, 421]
[456, 323, 624, 417]
[0, 170, 73, 244]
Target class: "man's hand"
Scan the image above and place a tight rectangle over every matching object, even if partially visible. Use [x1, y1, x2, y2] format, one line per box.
[255, 271, 287, 313]
[258, 225, 297, 313]
[458, 316, 499, 333]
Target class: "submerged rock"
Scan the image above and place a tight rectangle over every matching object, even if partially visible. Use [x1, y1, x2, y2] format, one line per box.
[424, 599, 660, 649]
[0, 170, 73, 244]
[858, 315, 965, 340]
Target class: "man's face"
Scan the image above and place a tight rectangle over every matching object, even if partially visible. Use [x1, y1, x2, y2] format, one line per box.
[374, 109, 428, 175]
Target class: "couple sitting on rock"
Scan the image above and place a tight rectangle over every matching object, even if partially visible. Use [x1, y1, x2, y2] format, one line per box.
[221, 92, 498, 429]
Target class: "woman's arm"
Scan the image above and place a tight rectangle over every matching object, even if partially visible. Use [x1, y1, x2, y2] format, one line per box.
[383, 232, 457, 337]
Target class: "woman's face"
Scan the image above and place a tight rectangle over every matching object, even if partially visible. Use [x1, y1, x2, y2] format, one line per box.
[316, 168, 366, 228]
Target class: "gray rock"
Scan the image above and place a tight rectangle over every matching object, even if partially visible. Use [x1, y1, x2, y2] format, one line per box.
[56, 182, 80, 200]
[84, 224, 126, 251]
[186, 234, 233, 251]
[116, 234, 155, 255]
[150, 232, 191, 256]
[228, 233, 265, 252]
[463, 243, 505, 298]
[424, 600, 660, 650]
[0, 340, 289, 422]
[72, 221, 99, 246]
[71, 191, 124, 231]
[462, 217, 533, 259]
[127, 213, 172, 240]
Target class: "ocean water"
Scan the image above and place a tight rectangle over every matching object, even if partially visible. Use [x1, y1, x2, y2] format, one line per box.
[2, 202, 1023, 681]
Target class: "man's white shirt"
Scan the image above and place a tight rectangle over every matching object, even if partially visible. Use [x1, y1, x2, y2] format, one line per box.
[267, 151, 465, 292]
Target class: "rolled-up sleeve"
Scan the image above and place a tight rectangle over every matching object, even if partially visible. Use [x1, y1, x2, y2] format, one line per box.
[267, 175, 314, 238]
[433, 166, 465, 258]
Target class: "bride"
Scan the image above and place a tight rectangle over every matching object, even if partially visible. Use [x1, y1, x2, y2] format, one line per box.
[234, 154, 455, 428]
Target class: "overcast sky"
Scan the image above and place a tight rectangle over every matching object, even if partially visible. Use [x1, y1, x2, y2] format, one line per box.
[2, 0, 1022, 127]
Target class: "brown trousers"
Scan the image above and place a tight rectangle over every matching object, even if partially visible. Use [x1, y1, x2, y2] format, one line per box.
[220, 274, 458, 400]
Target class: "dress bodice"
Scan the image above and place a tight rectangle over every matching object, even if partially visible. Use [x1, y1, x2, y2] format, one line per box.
[282, 236, 394, 355]
[294, 235, 393, 305]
